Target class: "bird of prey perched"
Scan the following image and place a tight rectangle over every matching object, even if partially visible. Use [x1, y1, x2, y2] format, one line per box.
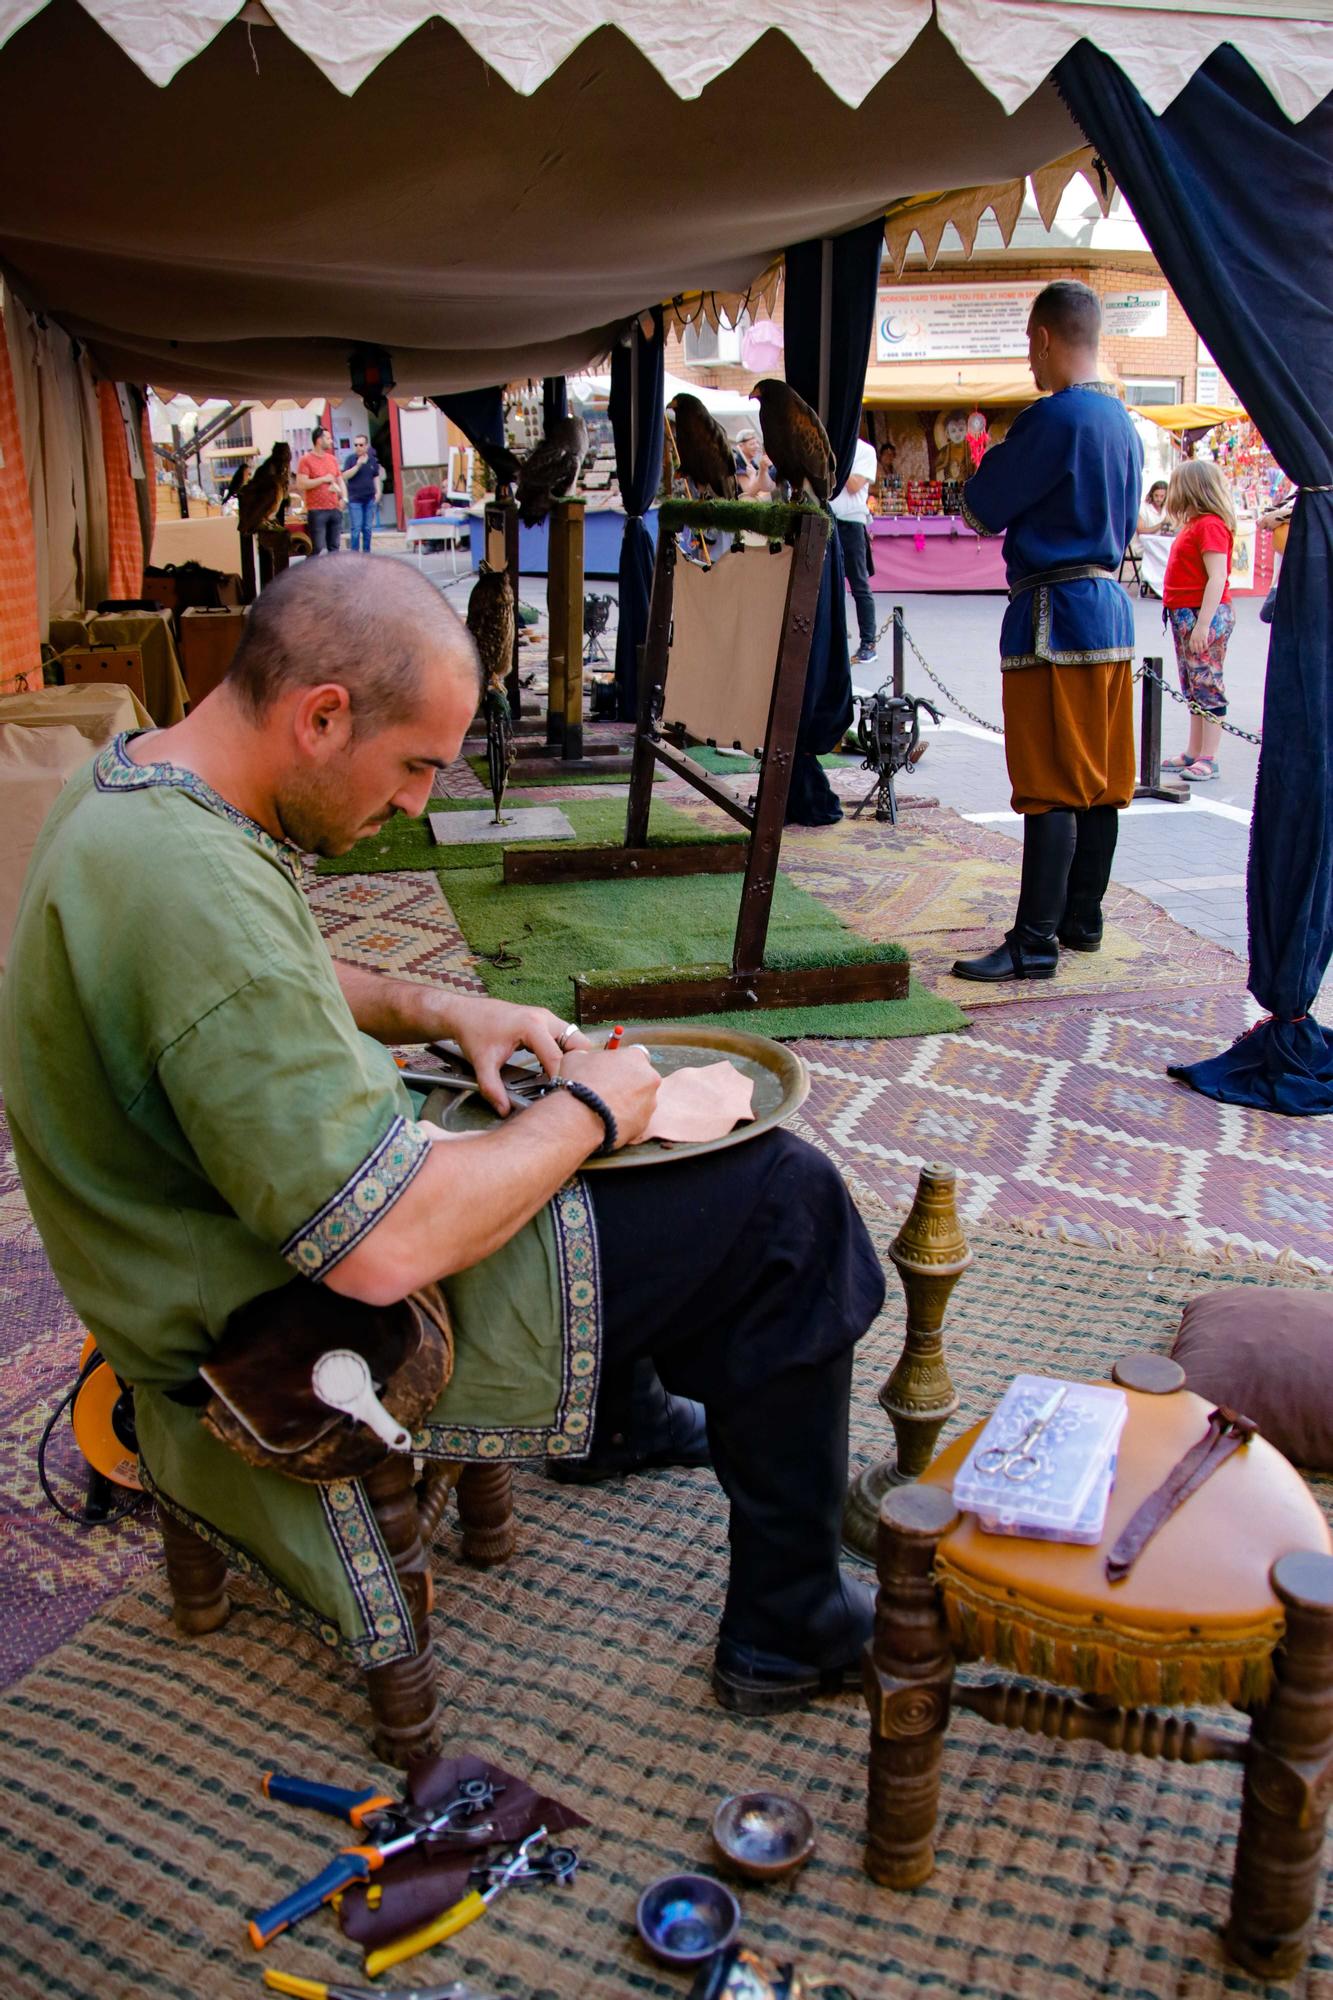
[751, 379, 834, 506]
[666, 393, 738, 500]
[516, 415, 589, 527]
[466, 563, 517, 823]
[229, 442, 292, 536]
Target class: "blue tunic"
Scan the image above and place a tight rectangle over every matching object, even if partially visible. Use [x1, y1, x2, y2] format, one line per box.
[962, 384, 1143, 671]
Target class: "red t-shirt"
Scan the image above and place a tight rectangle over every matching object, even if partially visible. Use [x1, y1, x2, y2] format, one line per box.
[298, 450, 343, 513]
[1163, 513, 1233, 609]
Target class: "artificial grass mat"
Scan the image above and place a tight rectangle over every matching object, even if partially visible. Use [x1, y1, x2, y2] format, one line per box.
[315, 797, 743, 875]
[441, 863, 966, 1040]
[686, 746, 857, 776]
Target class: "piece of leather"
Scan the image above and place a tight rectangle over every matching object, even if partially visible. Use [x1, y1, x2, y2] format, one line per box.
[1105, 1405, 1257, 1583]
[924, 1386, 1331, 1639]
[642, 1060, 756, 1144]
[198, 1280, 451, 1481]
[337, 1754, 588, 1948]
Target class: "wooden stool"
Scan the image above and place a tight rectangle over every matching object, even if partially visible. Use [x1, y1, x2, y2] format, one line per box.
[157, 1456, 516, 1767]
[863, 1365, 1333, 1980]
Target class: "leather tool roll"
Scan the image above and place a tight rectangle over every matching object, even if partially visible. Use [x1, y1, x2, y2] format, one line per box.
[197, 1279, 452, 1481]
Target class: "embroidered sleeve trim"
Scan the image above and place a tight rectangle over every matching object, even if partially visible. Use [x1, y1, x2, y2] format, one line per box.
[282, 1116, 433, 1275]
[960, 493, 995, 539]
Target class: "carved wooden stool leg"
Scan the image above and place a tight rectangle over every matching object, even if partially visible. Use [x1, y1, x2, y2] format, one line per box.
[157, 1503, 231, 1635]
[456, 1462, 517, 1567]
[362, 1455, 441, 1769]
[1224, 1550, 1333, 1980]
[864, 1483, 961, 1889]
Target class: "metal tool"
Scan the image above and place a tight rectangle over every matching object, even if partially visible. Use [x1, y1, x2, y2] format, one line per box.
[264, 1973, 494, 2000]
[363, 1825, 579, 1978]
[975, 1384, 1069, 1483]
[249, 1774, 501, 1948]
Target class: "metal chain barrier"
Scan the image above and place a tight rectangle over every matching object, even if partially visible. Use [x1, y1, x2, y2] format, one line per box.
[1133, 658, 1263, 746]
[877, 608, 1006, 737]
[869, 609, 1263, 750]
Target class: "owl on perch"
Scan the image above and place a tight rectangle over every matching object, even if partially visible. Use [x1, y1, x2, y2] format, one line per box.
[516, 415, 589, 527]
[466, 564, 517, 824]
[751, 379, 834, 506]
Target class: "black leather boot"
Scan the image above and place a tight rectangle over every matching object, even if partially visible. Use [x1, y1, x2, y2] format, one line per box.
[548, 1357, 710, 1485]
[710, 1348, 875, 1714]
[1059, 804, 1119, 952]
[952, 808, 1076, 982]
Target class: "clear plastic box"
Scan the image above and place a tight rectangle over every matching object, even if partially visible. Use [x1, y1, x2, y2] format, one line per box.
[954, 1374, 1129, 1542]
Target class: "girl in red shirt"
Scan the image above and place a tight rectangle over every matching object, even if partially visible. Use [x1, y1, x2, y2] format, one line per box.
[1161, 461, 1236, 782]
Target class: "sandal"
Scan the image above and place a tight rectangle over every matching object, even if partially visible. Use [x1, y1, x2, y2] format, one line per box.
[1181, 758, 1219, 782]
[1161, 754, 1193, 772]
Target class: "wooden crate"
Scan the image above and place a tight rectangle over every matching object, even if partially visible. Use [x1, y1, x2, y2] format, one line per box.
[60, 646, 146, 705]
[180, 607, 245, 704]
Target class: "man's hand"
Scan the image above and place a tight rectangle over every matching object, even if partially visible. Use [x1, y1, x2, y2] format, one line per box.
[447, 999, 586, 1115]
[560, 1045, 660, 1149]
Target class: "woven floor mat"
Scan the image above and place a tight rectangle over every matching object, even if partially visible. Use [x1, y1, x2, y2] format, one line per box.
[2, 1212, 1328, 2000]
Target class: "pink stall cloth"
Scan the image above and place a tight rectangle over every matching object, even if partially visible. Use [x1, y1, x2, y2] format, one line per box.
[863, 515, 1009, 592]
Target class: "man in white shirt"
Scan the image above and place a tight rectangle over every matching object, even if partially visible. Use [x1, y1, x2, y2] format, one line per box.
[829, 435, 879, 664]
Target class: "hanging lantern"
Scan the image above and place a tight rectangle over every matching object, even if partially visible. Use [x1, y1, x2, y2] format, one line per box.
[348, 344, 396, 416]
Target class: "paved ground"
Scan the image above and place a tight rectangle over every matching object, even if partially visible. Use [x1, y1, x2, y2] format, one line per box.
[386, 537, 1266, 965]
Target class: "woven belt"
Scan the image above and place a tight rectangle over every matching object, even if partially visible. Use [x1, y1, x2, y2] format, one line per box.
[1105, 1405, 1257, 1583]
[1009, 563, 1117, 600]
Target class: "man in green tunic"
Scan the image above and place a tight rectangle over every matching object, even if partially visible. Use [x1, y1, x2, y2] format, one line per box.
[1, 556, 884, 1712]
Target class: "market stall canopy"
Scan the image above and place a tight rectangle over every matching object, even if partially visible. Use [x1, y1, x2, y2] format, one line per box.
[1131, 402, 1248, 430]
[863, 363, 1043, 408]
[0, 0, 1328, 399]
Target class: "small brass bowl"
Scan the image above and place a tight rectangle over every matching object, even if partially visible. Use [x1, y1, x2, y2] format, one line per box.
[635, 1872, 742, 1966]
[711, 1790, 817, 1881]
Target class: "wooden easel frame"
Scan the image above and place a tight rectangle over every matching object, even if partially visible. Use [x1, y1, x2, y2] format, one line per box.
[504, 500, 909, 1023]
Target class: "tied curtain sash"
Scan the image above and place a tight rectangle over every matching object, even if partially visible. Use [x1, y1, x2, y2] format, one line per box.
[782, 219, 884, 825]
[1056, 46, 1333, 1114]
[610, 309, 665, 720]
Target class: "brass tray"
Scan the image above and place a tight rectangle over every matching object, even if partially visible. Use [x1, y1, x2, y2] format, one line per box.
[421, 1024, 809, 1171]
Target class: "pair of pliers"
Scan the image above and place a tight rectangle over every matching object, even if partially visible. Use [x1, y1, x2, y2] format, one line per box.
[264, 1974, 474, 2000]
[363, 1826, 579, 1978]
[249, 1774, 499, 1948]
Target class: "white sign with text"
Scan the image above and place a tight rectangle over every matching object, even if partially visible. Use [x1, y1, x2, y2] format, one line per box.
[876, 284, 1033, 362]
[1102, 289, 1168, 338]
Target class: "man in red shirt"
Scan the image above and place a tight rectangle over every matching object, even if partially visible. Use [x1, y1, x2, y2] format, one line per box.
[296, 425, 346, 555]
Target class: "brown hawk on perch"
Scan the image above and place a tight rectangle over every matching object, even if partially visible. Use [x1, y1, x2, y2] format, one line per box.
[667, 393, 738, 500]
[466, 564, 517, 823]
[751, 379, 834, 506]
[232, 442, 292, 537]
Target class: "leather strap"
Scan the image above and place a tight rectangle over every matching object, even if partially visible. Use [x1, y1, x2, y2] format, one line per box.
[1105, 1405, 1257, 1583]
[1009, 562, 1117, 599]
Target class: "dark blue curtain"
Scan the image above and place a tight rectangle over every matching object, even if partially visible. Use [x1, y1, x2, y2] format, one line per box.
[610, 309, 665, 720]
[428, 387, 505, 455]
[782, 218, 884, 824]
[543, 376, 569, 427]
[1057, 48, 1333, 1114]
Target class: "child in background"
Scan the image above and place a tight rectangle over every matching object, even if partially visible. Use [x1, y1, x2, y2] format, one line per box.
[1161, 461, 1236, 782]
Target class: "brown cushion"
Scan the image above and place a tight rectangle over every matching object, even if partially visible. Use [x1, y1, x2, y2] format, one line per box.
[1171, 1289, 1333, 1471]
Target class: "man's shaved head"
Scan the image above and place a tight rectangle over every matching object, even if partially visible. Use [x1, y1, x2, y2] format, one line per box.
[226, 554, 480, 733]
[1029, 280, 1102, 351]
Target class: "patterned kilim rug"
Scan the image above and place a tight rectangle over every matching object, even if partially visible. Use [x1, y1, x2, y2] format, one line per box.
[0, 1207, 1329, 2000]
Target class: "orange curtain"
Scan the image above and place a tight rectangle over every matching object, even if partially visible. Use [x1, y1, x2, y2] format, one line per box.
[97, 380, 142, 597]
[0, 326, 42, 693]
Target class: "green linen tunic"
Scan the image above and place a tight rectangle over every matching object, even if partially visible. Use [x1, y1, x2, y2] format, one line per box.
[0, 736, 599, 1662]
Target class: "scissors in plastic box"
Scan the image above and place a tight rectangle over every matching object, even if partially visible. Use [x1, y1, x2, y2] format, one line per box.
[975, 1384, 1069, 1483]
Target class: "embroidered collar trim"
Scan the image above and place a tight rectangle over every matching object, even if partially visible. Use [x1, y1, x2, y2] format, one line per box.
[93, 732, 303, 884]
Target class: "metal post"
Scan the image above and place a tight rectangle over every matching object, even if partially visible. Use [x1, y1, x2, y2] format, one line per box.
[1134, 656, 1188, 802]
[892, 604, 905, 699]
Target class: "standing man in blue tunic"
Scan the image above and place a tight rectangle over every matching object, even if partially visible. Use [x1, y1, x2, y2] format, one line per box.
[953, 281, 1143, 982]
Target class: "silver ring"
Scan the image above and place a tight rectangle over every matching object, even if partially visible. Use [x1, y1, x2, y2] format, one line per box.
[556, 1023, 576, 1052]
